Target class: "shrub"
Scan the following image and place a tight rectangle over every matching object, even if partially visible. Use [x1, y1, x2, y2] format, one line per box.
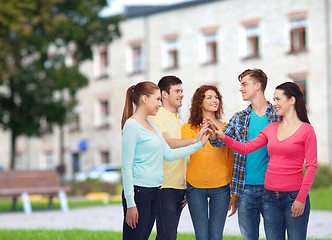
[311, 163, 332, 189]
[66, 179, 119, 196]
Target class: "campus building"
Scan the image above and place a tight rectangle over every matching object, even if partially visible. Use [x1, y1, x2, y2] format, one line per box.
[1, 0, 331, 178]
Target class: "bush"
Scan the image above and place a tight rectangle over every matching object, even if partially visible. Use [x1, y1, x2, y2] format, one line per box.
[311, 163, 332, 189]
[66, 179, 120, 196]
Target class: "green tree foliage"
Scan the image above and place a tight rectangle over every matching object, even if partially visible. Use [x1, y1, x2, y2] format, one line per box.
[0, 0, 121, 168]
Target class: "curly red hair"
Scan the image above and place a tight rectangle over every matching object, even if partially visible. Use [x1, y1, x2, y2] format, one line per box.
[188, 85, 224, 127]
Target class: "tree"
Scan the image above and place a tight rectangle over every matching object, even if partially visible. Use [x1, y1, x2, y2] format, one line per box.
[0, 0, 121, 169]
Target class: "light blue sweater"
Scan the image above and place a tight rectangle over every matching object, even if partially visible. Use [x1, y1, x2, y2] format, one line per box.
[121, 118, 203, 208]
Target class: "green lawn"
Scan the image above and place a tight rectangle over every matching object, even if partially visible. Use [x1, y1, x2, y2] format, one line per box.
[0, 188, 330, 240]
[0, 229, 329, 240]
[310, 187, 332, 210]
[0, 187, 331, 212]
[0, 198, 121, 212]
[0, 229, 248, 240]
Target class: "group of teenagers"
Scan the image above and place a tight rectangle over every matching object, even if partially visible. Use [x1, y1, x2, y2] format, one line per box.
[120, 68, 317, 240]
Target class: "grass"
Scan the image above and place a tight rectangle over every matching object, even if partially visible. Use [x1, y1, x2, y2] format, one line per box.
[310, 187, 332, 210]
[1, 187, 331, 212]
[0, 188, 330, 239]
[0, 230, 329, 240]
[0, 229, 243, 240]
[0, 197, 121, 212]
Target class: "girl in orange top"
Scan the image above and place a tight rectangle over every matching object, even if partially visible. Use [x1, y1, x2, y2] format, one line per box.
[181, 85, 233, 240]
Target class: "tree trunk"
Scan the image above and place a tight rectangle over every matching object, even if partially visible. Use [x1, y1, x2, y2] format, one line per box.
[56, 125, 66, 183]
[10, 132, 17, 169]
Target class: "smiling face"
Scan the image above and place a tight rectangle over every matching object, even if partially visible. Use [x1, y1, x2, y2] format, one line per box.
[145, 89, 162, 116]
[239, 75, 260, 101]
[202, 89, 220, 114]
[164, 84, 184, 109]
[273, 89, 295, 116]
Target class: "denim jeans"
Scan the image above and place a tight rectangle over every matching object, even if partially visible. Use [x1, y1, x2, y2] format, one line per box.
[122, 186, 159, 240]
[262, 188, 310, 240]
[186, 182, 230, 240]
[237, 184, 264, 240]
[155, 188, 186, 240]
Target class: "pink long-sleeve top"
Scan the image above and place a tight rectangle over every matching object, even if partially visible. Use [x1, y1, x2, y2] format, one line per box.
[222, 122, 317, 204]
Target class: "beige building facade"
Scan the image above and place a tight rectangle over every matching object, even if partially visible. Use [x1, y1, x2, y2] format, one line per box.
[0, 0, 331, 177]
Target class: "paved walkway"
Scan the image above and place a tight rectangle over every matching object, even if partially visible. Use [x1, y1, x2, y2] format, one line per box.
[0, 204, 331, 239]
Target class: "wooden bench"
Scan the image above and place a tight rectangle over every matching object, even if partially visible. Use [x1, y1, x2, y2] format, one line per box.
[0, 170, 71, 215]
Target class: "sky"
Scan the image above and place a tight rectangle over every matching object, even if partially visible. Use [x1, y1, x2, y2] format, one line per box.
[100, 0, 193, 17]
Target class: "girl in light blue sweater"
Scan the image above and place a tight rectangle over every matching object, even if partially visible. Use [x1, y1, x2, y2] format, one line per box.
[121, 81, 209, 240]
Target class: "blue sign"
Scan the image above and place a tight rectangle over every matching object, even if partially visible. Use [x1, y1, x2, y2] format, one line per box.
[79, 140, 88, 151]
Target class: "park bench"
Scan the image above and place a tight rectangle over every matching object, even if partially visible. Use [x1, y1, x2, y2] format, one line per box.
[0, 170, 70, 215]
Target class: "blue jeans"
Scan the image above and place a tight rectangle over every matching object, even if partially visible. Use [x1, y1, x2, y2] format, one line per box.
[122, 186, 159, 240]
[262, 189, 310, 240]
[187, 182, 230, 240]
[155, 188, 186, 240]
[237, 185, 264, 240]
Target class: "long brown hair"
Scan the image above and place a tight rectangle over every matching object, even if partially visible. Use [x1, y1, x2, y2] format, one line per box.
[188, 85, 224, 127]
[276, 82, 310, 124]
[121, 81, 159, 129]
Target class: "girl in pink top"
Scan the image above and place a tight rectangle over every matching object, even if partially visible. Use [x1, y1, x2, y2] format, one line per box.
[209, 82, 317, 240]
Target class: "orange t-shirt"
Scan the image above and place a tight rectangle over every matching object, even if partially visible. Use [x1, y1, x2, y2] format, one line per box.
[181, 122, 234, 188]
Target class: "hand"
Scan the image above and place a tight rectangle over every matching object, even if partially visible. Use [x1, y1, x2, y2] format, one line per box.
[228, 198, 238, 217]
[126, 206, 139, 229]
[208, 126, 217, 140]
[200, 130, 211, 146]
[196, 122, 209, 143]
[181, 194, 188, 208]
[291, 200, 305, 218]
[205, 118, 225, 140]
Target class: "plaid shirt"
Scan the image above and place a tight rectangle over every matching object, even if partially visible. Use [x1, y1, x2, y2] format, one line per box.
[210, 102, 281, 198]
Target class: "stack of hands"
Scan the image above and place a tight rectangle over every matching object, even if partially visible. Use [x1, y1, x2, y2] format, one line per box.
[197, 118, 226, 146]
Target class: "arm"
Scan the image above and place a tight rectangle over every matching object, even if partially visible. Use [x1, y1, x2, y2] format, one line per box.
[291, 127, 317, 218]
[163, 131, 200, 148]
[121, 123, 139, 228]
[222, 134, 267, 155]
[149, 115, 203, 148]
[121, 125, 137, 208]
[162, 135, 204, 161]
[225, 146, 237, 216]
[296, 127, 318, 204]
[210, 118, 268, 155]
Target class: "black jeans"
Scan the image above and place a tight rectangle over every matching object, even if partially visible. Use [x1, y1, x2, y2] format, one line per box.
[122, 186, 159, 240]
[155, 188, 186, 240]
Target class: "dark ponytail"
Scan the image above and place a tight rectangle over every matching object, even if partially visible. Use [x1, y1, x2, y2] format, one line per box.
[276, 82, 310, 124]
[121, 81, 159, 129]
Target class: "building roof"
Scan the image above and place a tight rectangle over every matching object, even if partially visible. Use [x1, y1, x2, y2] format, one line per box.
[125, 0, 222, 18]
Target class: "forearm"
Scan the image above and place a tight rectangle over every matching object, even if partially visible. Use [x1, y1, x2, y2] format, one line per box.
[222, 134, 267, 155]
[166, 137, 197, 149]
[164, 140, 203, 161]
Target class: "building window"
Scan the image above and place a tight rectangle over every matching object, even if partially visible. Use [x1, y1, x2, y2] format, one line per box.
[93, 46, 109, 79]
[99, 49, 108, 78]
[45, 152, 55, 169]
[14, 152, 23, 169]
[40, 116, 53, 133]
[165, 39, 178, 69]
[294, 79, 307, 105]
[100, 151, 110, 163]
[287, 72, 308, 105]
[70, 103, 81, 132]
[245, 24, 259, 58]
[95, 99, 110, 129]
[132, 45, 143, 74]
[289, 17, 307, 53]
[204, 32, 218, 64]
